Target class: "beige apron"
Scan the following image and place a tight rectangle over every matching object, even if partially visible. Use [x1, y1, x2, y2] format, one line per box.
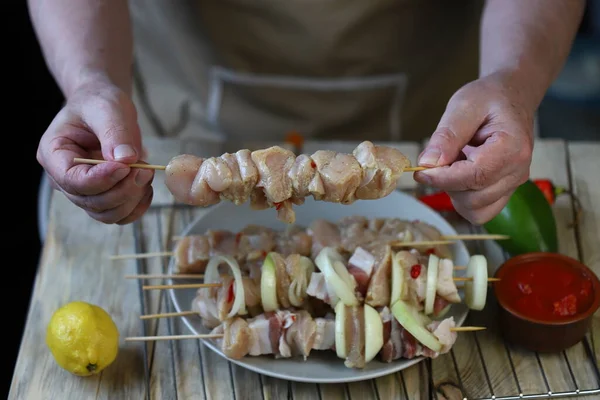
[128, 0, 482, 143]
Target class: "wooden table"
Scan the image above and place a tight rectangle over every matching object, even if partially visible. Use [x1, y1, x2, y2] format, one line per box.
[9, 137, 600, 400]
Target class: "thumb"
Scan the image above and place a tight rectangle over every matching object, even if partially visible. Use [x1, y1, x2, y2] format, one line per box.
[80, 93, 143, 163]
[418, 97, 486, 167]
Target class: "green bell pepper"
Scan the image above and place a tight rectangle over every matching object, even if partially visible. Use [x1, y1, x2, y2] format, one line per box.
[483, 179, 558, 255]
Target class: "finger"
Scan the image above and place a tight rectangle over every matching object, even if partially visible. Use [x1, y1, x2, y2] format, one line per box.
[116, 186, 154, 225]
[447, 174, 523, 211]
[65, 168, 154, 213]
[414, 131, 525, 191]
[418, 94, 487, 167]
[79, 90, 142, 163]
[86, 185, 153, 224]
[453, 194, 511, 226]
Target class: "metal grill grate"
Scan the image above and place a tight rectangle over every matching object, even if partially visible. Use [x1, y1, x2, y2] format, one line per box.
[131, 203, 600, 400]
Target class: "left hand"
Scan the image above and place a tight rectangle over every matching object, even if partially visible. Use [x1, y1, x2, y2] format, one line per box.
[413, 71, 535, 225]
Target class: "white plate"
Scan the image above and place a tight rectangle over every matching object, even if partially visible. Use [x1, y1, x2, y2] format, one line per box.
[168, 190, 470, 383]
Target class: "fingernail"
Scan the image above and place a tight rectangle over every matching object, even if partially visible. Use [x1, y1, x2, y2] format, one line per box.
[114, 144, 137, 161]
[112, 168, 129, 182]
[419, 149, 441, 167]
[135, 169, 153, 187]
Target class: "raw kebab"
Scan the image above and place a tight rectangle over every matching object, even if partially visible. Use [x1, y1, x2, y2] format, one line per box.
[172, 216, 451, 274]
[165, 141, 411, 223]
[209, 302, 458, 369]
[190, 245, 478, 330]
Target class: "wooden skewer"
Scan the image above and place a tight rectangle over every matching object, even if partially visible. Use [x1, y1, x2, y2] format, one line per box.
[73, 157, 167, 170]
[110, 251, 173, 260]
[391, 240, 456, 247]
[450, 326, 487, 332]
[73, 157, 427, 173]
[140, 310, 197, 320]
[143, 283, 221, 290]
[454, 277, 501, 282]
[125, 326, 486, 341]
[110, 243, 456, 260]
[125, 334, 224, 342]
[125, 273, 204, 279]
[441, 234, 509, 241]
[171, 234, 509, 242]
[149, 277, 500, 290]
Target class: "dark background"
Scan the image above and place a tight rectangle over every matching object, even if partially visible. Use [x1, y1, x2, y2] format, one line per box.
[6, 0, 600, 397]
[7, 1, 63, 396]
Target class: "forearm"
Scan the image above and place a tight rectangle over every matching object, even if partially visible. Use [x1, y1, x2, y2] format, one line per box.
[27, 0, 133, 97]
[480, 0, 585, 109]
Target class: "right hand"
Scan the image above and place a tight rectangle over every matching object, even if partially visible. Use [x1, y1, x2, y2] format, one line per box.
[37, 79, 154, 224]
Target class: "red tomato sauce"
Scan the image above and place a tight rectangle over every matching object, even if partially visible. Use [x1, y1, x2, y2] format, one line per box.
[498, 258, 594, 322]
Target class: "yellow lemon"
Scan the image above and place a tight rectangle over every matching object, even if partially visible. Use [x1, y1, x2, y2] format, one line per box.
[46, 301, 119, 376]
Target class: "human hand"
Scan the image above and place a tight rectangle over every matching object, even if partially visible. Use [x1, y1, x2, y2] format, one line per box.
[414, 71, 535, 225]
[36, 78, 154, 224]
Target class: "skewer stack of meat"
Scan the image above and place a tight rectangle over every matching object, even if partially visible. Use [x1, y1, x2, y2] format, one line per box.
[165, 141, 411, 223]
[184, 218, 489, 369]
[173, 216, 451, 274]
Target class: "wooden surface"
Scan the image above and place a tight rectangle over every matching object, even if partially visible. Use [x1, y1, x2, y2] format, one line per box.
[9, 137, 600, 400]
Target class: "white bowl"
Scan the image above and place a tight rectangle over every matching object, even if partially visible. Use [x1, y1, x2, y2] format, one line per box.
[168, 190, 470, 383]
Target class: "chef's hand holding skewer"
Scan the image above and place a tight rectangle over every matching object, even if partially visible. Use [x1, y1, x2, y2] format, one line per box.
[38, 80, 154, 225]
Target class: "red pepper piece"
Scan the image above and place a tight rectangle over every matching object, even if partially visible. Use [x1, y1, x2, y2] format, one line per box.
[410, 264, 422, 279]
[418, 180, 567, 212]
[274, 202, 283, 211]
[532, 179, 566, 205]
[227, 281, 235, 303]
[417, 191, 455, 212]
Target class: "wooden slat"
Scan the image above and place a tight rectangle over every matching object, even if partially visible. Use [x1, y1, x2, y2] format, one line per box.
[401, 361, 431, 399]
[168, 210, 207, 399]
[146, 210, 196, 399]
[318, 383, 347, 400]
[569, 141, 600, 367]
[261, 377, 291, 400]
[231, 364, 263, 400]
[291, 382, 321, 400]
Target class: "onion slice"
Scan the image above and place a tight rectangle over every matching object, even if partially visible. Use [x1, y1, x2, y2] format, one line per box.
[364, 304, 383, 362]
[391, 300, 442, 353]
[424, 254, 439, 315]
[204, 255, 247, 317]
[464, 255, 488, 311]
[261, 253, 279, 312]
[334, 301, 348, 359]
[315, 247, 358, 306]
[391, 252, 406, 306]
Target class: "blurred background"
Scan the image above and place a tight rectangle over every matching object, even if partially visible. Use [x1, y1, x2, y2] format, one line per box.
[7, 0, 600, 395]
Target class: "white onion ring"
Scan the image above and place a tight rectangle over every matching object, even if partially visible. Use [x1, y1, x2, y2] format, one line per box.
[315, 247, 358, 306]
[204, 255, 247, 317]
